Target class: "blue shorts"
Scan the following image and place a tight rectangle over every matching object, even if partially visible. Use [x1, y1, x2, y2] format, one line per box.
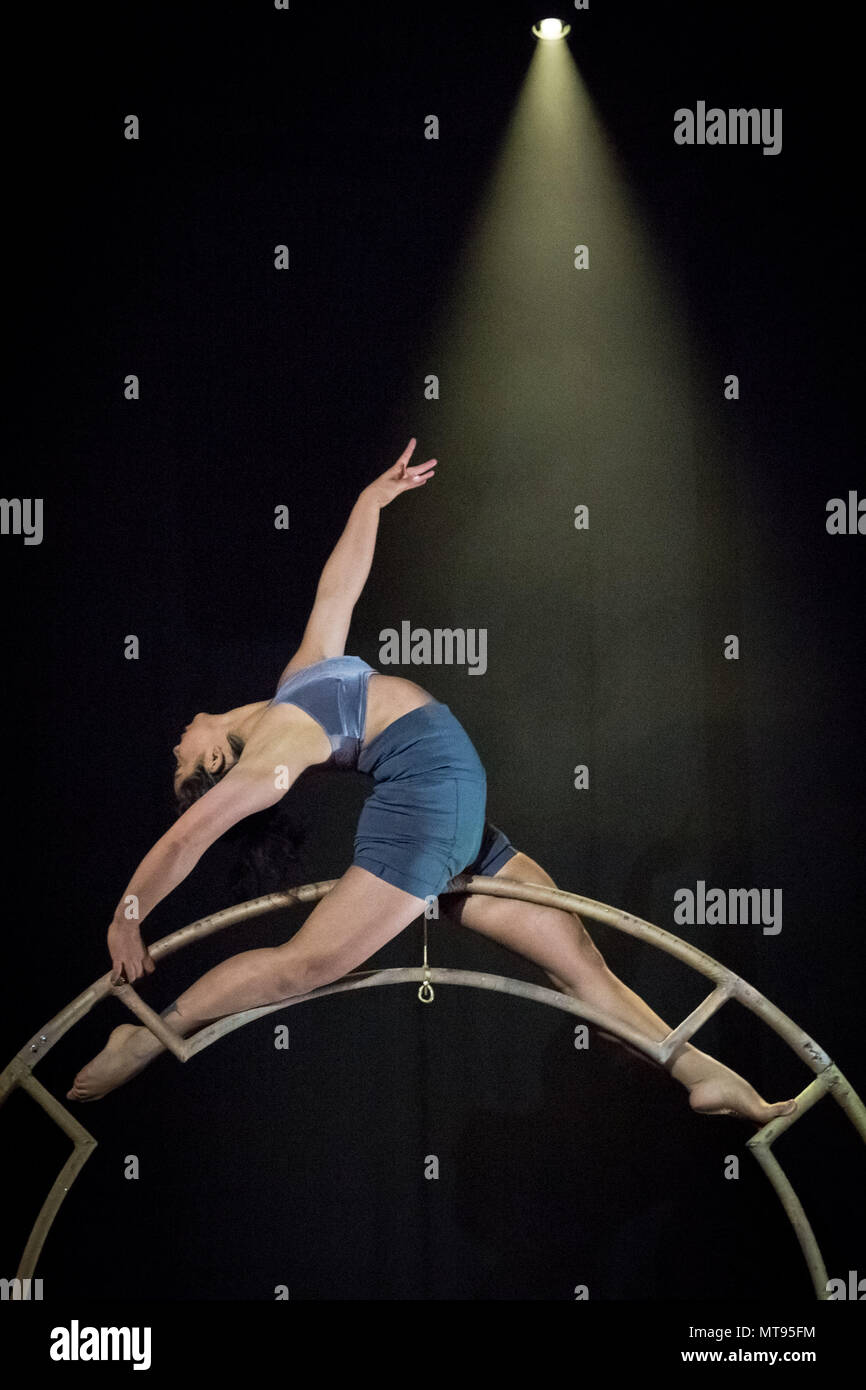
[353, 702, 515, 899]
[454, 818, 518, 882]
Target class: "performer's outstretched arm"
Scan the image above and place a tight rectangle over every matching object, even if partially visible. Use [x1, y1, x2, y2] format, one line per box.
[107, 761, 288, 984]
[278, 436, 436, 679]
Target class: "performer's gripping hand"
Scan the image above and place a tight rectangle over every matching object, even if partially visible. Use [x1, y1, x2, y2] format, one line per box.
[107, 919, 156, 985]
[365, 437, 437, 507]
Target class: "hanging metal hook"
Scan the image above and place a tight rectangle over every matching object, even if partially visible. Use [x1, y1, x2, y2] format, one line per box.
[418, 914, 435, 1003]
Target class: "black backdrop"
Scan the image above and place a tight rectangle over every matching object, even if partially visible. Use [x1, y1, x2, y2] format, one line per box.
[2, 0, 863, 1334]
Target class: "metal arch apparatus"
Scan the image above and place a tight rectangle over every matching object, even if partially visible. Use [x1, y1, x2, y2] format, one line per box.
[1, 873, 864, 1299]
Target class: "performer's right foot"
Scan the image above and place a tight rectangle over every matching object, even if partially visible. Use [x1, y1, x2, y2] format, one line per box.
[688, 1070, 797, 1124]
[66, 1024, 161, 1101]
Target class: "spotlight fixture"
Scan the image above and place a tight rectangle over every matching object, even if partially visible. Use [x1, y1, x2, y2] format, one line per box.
[532, 17, 571, 40]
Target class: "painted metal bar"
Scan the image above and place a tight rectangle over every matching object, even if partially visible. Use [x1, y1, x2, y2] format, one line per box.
[748, 1071, 837, 1149]
[111, 982, 190, 1062]
[174, 967, 668, 1063]
[14, 1072, 97, 1282]
[820, 1065, 866, 1143]
[656, 982, 734, 1063]
[747, 1142, 829, 1300]
[17, 1071, 97, 1148]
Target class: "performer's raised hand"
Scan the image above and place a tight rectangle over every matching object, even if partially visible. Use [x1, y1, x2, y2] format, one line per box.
[365, 438, 437, 507]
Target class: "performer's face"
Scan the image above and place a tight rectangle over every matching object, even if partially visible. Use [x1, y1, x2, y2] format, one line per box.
[172, 713, 231, 791]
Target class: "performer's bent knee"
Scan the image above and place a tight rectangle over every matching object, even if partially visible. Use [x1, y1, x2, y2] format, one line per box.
[265, 949, 319, 1001]
[267, 948, 350, 1000]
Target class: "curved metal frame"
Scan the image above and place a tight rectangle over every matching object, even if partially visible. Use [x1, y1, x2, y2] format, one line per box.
[1, 873, 863, 1299]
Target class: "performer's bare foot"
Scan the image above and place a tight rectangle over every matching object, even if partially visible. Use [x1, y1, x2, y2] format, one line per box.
[687, 1063, 797, 1124]
[67, 1024, 163, 1101]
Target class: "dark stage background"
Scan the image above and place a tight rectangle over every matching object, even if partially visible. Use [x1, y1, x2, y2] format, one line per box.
[2, 0, 863, 1311]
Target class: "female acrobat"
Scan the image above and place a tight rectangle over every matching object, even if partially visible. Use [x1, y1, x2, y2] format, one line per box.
[68, 439, 797, 1124]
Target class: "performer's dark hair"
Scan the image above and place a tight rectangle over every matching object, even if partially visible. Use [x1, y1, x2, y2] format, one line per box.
[175, 734, 309, 894]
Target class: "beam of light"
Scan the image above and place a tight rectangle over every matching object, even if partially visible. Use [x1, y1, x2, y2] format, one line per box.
[394, 38, 709, 599]
[376, 33, 745, 884]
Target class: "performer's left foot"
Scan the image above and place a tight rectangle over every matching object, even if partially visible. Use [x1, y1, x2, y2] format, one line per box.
[688, 1069, 797, 1124]
[66, 1024, 161, 1101]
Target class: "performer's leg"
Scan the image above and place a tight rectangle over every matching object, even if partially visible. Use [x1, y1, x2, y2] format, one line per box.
[68, 867, 425, 1100]
[449, 852, 797, 1123]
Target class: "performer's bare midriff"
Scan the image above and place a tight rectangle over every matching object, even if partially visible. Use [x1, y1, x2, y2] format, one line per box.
[233, 672, 436, 774]
[362, 674, 436, 742]
[67, 440, 797, 1127]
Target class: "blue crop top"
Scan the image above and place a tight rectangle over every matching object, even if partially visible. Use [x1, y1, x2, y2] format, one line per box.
[269, 655, 376, 769]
